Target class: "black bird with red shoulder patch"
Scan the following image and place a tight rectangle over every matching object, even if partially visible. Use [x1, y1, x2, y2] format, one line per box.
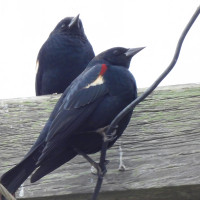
[35, 14, 94, 96]
[0, 47, 144, 198]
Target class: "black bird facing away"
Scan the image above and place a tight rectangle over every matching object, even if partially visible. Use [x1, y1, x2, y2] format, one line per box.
[0, 46, 144, 199]
[35, 14, 94, 96]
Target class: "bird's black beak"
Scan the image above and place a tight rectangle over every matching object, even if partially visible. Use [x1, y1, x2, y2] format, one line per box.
[125, 47, 145, 57]
[68, 14, 80, 29]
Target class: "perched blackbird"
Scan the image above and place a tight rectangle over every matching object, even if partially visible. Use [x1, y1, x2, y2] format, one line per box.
[0, 46, 144, 198]
[35, 14, 94, 96]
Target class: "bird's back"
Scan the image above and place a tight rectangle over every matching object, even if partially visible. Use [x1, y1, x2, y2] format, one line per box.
[36, 32, 94, 95]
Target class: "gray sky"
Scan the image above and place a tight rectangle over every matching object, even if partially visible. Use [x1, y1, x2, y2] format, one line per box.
[0, 0, 199, 99]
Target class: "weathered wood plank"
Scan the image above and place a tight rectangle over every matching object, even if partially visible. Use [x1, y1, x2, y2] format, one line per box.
[0, 84, 200, 199]
[21, 184, 200, 200]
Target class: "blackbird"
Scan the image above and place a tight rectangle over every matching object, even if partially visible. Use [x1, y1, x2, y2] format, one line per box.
[35, 14, 94, 95]
[1, 47, 144, 199]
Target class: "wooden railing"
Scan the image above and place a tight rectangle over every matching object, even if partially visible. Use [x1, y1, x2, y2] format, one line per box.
[0, 84, 200, 200]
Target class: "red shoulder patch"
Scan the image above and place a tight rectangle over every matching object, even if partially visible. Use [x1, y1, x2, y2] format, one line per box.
[99, 64, 108, 76]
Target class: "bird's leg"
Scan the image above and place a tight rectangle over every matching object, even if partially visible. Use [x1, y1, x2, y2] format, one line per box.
[90, 159, 110, 175]
[74, 148, 100, 172]
[73, 148, 108, 176]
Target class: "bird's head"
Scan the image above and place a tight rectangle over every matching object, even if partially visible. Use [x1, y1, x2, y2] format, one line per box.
[89, 47, 145, 69]
[51, 14, 85, 36]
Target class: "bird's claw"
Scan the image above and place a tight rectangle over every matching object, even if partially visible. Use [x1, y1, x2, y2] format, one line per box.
[104, 125, 118, 142]
[99, 167, 107, 178]
[105, 133, 117, 142]
[91, 160, 109, 176]
[96, 164, 107, 178]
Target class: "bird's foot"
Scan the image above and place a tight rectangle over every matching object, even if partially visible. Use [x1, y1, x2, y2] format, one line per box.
[104, 132, 117, 142]
[91, 164, 107, 179]
[74, 147, 108, 177]
[102, 125, 119, 142]
[85, 125, 118, 142]
[91, 160, 109, 175]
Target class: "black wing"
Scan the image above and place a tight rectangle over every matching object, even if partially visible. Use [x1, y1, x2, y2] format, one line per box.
[37, 64, 109, 164]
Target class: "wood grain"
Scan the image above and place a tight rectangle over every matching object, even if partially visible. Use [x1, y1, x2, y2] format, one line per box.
[0, 84, 200, 200]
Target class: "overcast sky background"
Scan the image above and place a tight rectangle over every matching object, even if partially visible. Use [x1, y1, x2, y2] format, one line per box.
[0, 0, 199, 99]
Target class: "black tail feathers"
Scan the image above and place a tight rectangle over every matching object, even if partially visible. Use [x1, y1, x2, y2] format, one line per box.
[31, 149, 77, 183]
[0, 145, 43, 197]
[0, 143, 77, 199]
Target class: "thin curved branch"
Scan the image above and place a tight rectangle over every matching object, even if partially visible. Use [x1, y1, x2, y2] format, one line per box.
[108, 5, 200, 134]
[92, 5, 200, 200]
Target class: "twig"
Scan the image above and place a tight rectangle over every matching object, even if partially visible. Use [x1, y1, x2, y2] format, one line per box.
[0, 184, 16, 200]
[92, 5, 200, 200]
